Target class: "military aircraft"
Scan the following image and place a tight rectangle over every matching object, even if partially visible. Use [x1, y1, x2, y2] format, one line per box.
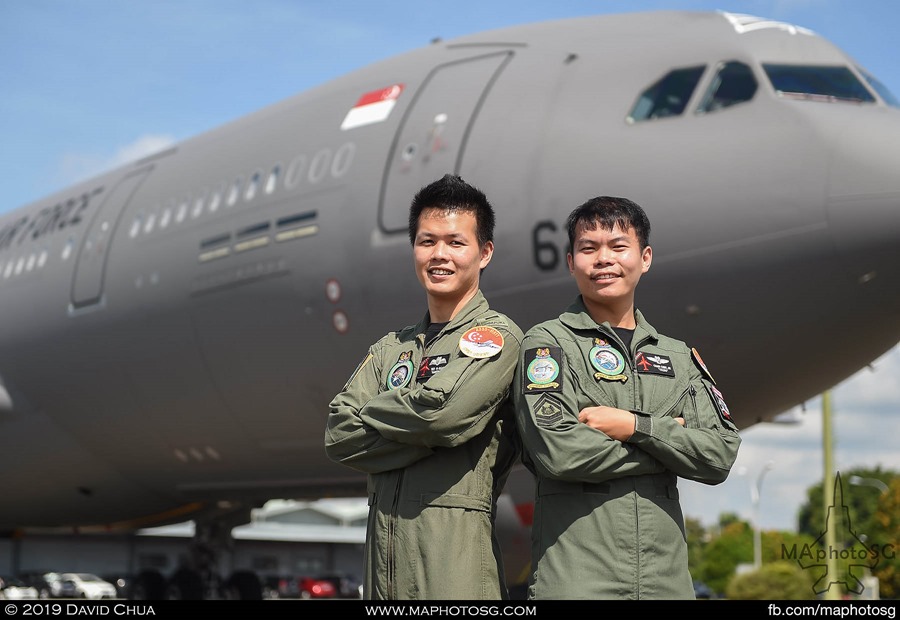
[1, 10, 898, 598]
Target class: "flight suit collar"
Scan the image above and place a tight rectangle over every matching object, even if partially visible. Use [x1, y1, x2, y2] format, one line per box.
[558, 296, 660, 348]
[412, 290, 490, 336]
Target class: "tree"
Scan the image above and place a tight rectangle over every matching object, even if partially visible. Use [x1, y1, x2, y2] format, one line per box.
[870, 477, 900, 599]
[696, 518, 752, 595]
[798, 466, 896, 539]
[726, 561, 815, 600]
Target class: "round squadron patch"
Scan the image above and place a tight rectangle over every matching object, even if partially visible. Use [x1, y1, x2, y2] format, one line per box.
[386, 351, 414, 390]
[589, 338, 627, 383]
[459, 326, 504, 359]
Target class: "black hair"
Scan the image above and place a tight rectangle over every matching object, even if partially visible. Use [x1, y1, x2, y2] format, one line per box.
[565, 196, 651, 250]
[408, 174, 495, 247]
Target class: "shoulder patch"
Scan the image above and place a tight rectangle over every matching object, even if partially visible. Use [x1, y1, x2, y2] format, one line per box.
[707, 384, 734, 426]
[533, 393, 564, 428]
[692, 347, 716, 385]
[522, 347, 563, 393]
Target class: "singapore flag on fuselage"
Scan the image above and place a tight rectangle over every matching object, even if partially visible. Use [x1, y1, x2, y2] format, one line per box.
[340, 84, 405, 130]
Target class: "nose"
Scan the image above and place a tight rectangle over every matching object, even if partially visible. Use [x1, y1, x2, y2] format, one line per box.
[826, 112, 900, 292]
[593, 246, 614, 265]
[431, 241, 449, 260]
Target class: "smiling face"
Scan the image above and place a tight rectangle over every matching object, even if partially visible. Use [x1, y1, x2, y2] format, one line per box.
[413, 207, 493, 322]
[566, 220, 652, 326]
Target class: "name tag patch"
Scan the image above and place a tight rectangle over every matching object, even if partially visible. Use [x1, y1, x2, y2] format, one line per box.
[635, 351, 675, 377]
[418, 354, 449, 380]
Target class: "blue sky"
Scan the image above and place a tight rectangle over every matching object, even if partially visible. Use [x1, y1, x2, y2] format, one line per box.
[2, 1, 898, 534]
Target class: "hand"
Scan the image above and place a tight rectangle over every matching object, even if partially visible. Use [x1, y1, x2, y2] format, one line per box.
[577, 406, 635, 441]
[675, 417, 685, 426]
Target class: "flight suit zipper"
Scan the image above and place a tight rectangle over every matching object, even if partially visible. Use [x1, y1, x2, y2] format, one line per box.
[662, 385, 699, 427]
[385, 330, 433, 598]
[386, 468, 403, 599]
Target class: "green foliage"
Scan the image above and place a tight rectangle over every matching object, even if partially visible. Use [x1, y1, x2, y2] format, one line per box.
[687, 469, 897, 600]
[798, 466, 896, 539]
[871, 477, 900, 599]
[726, 561, 815, 600]
[694, 520, 752, 594]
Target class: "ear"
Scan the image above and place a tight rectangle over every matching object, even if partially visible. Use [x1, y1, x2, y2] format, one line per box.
[566, 253, 574, 275]
[479, 240, 494, 270]
[641, 245, 653, 273]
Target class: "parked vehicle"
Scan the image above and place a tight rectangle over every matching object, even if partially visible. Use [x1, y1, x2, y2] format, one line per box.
[16, 572, 62, 599]
[297, 576, 336, 599]
[261, 575, 300, 599]
[318, 573, 362, 598]
[0, 576, 39, 599]
[58, 573, 117, 599]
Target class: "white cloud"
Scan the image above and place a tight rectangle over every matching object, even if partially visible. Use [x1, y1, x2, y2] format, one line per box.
[57, 134, 176, 188]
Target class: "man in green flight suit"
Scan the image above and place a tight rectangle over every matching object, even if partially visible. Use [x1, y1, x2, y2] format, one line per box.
[325, 174, 524, 600]
[513, 196, 741, 599]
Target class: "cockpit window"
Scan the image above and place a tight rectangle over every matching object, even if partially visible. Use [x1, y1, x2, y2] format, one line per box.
[857, 66, 900, 108]
[697, 61, 757, 114]
[762, 64, 875, 103]
[627, 65, 705, 122]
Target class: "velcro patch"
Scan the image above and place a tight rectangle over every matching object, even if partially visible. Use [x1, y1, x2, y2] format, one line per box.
[707, 384, 733, 424]
[522, 347, 563, 393]
[635, 351, 675, 377]
[417, 354, 450, 380]
[533, 394, 564, 428]
[692, 347, 716, 385]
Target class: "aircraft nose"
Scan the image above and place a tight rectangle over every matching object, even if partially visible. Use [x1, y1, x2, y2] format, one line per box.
[826, 111, 900, 293]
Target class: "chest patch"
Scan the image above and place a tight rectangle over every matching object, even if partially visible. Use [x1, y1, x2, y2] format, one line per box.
[522, 347, 563, 393]
[589, 339, 627, 383]
[459, 326, 504, 358]
[533, 393, 564, 428]
[635, 351, 675, 377]
[417, 354, 449, 380]
[386, 350, 414, 390]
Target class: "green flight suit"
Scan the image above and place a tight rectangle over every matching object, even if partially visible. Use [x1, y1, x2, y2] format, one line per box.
[325, 291, 524, 600]
[513, 296, 741, 600]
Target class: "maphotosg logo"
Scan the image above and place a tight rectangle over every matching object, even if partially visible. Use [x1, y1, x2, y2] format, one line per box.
[780, 472, 895, 596]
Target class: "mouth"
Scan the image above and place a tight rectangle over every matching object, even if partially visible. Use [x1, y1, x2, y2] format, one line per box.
[428, 268, 454, 277]
[591, 272, 619, 282]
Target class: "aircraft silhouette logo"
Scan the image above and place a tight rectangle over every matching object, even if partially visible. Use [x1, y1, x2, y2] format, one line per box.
[792, 472, 879, 595]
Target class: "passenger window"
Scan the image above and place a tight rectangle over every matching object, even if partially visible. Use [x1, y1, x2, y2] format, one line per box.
[628, 65, 705, 122]
[698, 62, 757, 113]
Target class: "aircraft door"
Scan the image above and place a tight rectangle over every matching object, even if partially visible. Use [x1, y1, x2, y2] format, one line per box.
[70, 167, 152, 309]
[379, 52, 511, 232]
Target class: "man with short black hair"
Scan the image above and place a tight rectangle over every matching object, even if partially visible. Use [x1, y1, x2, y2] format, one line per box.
[513, 195, 741, 599]
[326, 174, 523, 600]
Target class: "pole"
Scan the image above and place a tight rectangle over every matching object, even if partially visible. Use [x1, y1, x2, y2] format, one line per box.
[753, 461, 773, 569]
